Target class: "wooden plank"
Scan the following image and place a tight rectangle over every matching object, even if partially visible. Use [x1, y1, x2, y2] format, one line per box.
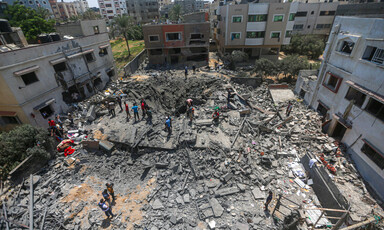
[231, 118, 247, 149]
[340, 216, 380, 230]
[12, 177, 25, 206]
[29, 174, 34, 230]
[2, 203, 10, 230]
[303, 208, 349, 213]
[39, 207, 47, 230]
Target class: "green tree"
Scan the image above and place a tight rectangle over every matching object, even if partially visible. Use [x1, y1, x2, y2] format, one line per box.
[3, 3, 55, 42]
[279, 54, 309, 77]
[254, 58, 278, 77]
[282, 34, 325, 59]
[111, 15, 142, 56]
[35, 6, 52, 20]
[169, 4, 183, 22]
[0, 124, 54, 180]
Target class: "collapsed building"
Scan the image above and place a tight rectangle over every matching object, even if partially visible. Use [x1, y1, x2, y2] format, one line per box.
[295, 16, 384, 203]
[0, 20, 115, 130]
[1, 57, 383, 229]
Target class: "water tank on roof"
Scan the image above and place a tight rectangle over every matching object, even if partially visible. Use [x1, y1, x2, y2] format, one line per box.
[38, 34, 53, 43]
[0, 19, 12, 33]
[50, 33, 61, 41]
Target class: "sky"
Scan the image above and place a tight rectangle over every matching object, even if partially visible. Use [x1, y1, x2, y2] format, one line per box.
[81, 0, 213, 9]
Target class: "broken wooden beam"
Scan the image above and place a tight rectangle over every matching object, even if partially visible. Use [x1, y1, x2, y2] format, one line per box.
[231, 118, 247, 149]
[339, 216, 381, 230]
[39, 207, 47, 230]
[274, 116, 293, 128]
[12, 178, 25, 206]
[2, 203, 10, 230]
[0, 217, 29, 229]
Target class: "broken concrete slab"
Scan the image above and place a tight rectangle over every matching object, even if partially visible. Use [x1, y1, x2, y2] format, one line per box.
[205, 178, 221, 188]
[251, 187, 265, 200]
[195, 119, 213, 126]
[215, 187, 240, 197]
[209, 198, 223, 217]
[86, 105, 96, 121]
[99, 140, 114, 151]
[151, 199, 164, 210]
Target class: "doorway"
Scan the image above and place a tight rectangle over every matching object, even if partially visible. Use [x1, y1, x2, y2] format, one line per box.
[331, 121, 347, 140]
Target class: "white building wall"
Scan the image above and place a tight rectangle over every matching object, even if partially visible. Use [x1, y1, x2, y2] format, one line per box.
[0, 33, 115, 127]
[307, 17, 384, 201]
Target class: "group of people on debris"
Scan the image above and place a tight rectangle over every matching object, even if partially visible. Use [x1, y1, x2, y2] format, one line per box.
[98, 183, 116, 219]
[184, 65, 197, 80]
[107, 96, 153, 124]
[47, 114, 67, 141]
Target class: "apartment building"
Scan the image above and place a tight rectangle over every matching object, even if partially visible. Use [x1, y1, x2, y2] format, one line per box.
[174, 0, 196, 14]
[0, 20, 115, 130]
[98, 0, 127, 19]
[50, 0, 78, 20]
[142, 22, 210, 66]
[55, 20, 107, 37]
[216, 2, 298, 61]
[295, 17, 384, 201]
[73, 0, 89, 14]
[336, 2, 384, 18]
[126, 0, 159, 23]
[158, 0, 171, 9]
[3, 0, 53, 13]
[293, 2, 339, 37]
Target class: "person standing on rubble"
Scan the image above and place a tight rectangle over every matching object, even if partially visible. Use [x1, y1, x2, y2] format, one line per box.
[98, 199, 114, 219]
[186, 98, 193, 108]
[132, 103, 140, 122]
[141, 99, 146, 119]
[286, 101, 293, 117]
[146, 106, 152, 125]
[109, 100, 116, 117]
[106, 183, 116, 203]
[264, 191, 273, 211]
[116, 96, 123, 112]
[188, 106, 195, 123]
[192, 65, 196, 74]
[165, 117, 172, 135]
[125, 102, 131, 120]
[184, 66, 188, 80]
[212, 109, 220, 124]
[102, 189, 111, 206]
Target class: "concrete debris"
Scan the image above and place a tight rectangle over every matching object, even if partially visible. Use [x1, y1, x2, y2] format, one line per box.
[0, 59, 383, 230]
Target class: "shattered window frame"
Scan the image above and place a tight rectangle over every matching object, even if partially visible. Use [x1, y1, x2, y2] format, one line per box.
[84, 52, 96, 63]
[361, 140, 384, 170]
[338, 40, 355, 55]
[232, 15, 242, 23]
[149, 35, 160, 42]
[362, 46, 384, 65]
[53, 62, 67, 73]
[166, 32, 182, 41]
[322, 72, 342, 93]
[345, 87, 366, 108]
[365, 98, 384, 122]
[20, 72, 39, 86]
[99, 48, 108, 57]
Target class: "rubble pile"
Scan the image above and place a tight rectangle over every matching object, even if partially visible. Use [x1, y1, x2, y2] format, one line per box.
[1, 67, 383, 230]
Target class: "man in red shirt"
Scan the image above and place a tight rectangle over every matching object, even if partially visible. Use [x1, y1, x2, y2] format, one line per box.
[141, 99, 146, 119]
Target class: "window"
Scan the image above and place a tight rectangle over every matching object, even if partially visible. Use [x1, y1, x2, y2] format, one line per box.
[40, 105, 54, 118]
[166, 32, 181, 41]
[21, 72, 39, 85]
[149, 35, 159, 42]
[338, 41, 354, 55]
[362, 46, 384, 65]
[232, 16, 242, 23]
[316, 24, 331, 29]
[293, 24, 304, 30]
[246, 31, 265, 39]
[190, 33, 203, 39]
[107, 10, 113, 13]
[106, 3, 111, 7]
[248, 14, 267, 22]
[285, 30, 292, 38]
[84, 53, 95, 62]
[149, 49, 162, 55]
[365, 98, 384, 122]
[53, 62, 67, 73]
[320, 11, 335, 16]
[345, 87, 366, 107]
[273, 15, 284, 22]
[296, 11, 307, 17]
[322, 72, 342, 93]
[99, 48, 108, 56]
[0, 116, 20, 125]
[361, 141, 384, 169]
[231, 33, 241, 40]
[288, 13, 295, 21]
[271, 32, 280, 38]
[93, 26, 99, 34]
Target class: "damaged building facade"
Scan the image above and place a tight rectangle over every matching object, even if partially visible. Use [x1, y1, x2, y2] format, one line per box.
[295, 16, 384, 201]
[143, 22, 210, 66]
[0, 21, 115, 130]
[215, 1, 298, 61]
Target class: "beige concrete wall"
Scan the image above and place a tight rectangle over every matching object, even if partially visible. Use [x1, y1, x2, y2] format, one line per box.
[264, 3, 291, 46]
[226, 4, 248, 46]
[143, 25, 165, 49]
[184, 23, 210, 47]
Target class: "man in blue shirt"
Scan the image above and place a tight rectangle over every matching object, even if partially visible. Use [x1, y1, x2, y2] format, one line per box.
[165, 117, 172, 135]
[132, 103, 139, 122]
[185, 66, 188, 80]
[98, 199, 114, 219]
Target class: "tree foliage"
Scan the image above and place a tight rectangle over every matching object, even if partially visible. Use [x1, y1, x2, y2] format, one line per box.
[169, 4, 183, 22]
[282, 34, 325, 60]
[254, 55, 310, 78]
[3, 3, 55, 42]
[110, 15, 142, 56]
[81, 9, 102, 20]
[231, 50, 249, 63]
[0, 125, 54, 180]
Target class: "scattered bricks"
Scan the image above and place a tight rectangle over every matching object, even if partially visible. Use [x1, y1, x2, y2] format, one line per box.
[222, 173, 233, 183]
[239, 108, 251, 116]
[205, 178, 221, 188]
[183, 194, 190, 203]
[209, 198, 223, 218]
[176, 195, 185, 205]
[215, 187, 240, 197]
[237, 184, 246, 192]
[155, 162, 168, 169]
[99, 140, 114, 151]
[251, 187, 265, 200]
[81, 140, 99, 151]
